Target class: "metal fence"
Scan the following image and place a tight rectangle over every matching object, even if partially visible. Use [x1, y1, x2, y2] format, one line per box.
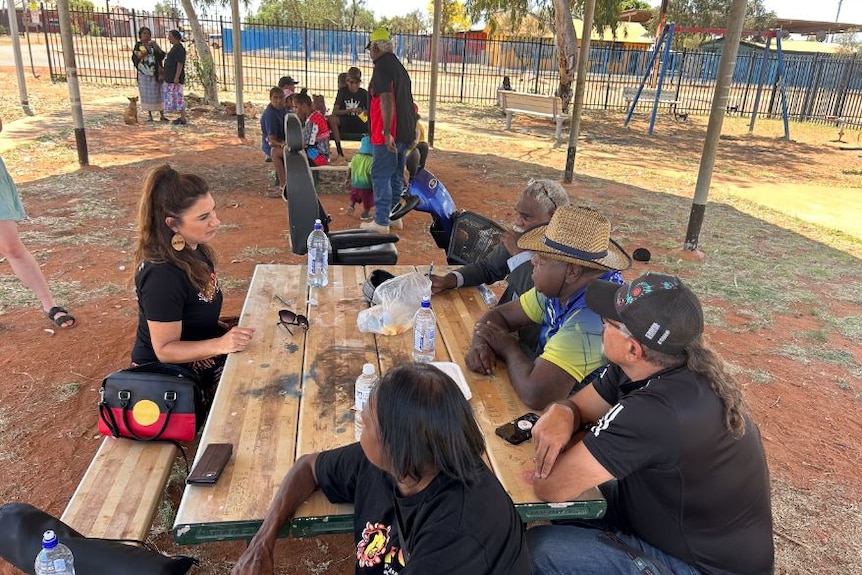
[23, 7, 862, 125]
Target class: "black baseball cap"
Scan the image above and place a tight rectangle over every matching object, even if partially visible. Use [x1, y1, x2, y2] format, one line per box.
[586, 272, 704, 354]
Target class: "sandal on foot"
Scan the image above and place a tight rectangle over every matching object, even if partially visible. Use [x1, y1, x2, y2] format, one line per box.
[46, 306, 76, 329]
[347, 204, 355, 215]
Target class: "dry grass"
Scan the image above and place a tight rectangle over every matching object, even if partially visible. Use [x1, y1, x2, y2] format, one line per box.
[772, 479, 862, 575]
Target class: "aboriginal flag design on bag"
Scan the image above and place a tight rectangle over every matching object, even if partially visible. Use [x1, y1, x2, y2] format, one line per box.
[98, 363, 204, 442]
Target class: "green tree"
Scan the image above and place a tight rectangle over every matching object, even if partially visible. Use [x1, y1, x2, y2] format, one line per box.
[153, 1, 180, 18]
[378, 10, 428, 33]
[250, 0, 374, 27]
[655, 0, 777, 48]
[42, 0, 95, 10]
[466, 0, 632, 111]
[428, 0, 472, 32]
[620, 0, 649, 9]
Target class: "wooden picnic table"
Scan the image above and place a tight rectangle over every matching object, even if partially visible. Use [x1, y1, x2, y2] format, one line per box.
[172, 264, 605, 545]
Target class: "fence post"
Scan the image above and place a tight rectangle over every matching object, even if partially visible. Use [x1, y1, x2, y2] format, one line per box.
[41, 2, 55, 81]
[741, 52, 755, 111]
[459, 36, 467, 102]
[603, 45, 614, 109]
[833, 53, 856, 118]
[302, 22, 311, 86]
[219, 15, 226, 87]
[533, 39, 541, 94]
[800, 54, 822, 121]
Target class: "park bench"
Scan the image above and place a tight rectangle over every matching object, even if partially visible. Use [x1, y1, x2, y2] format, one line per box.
[498, 91, 568, 140]
[622, 86, 687, 122]
[60, 437, 178, 542]
[826, 115, 846, 142]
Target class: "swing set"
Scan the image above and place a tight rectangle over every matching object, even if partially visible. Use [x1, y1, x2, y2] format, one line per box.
[624, 23, 790, 140]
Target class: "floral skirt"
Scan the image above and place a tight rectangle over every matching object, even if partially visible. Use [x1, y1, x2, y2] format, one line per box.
[162, 82, 185, 113]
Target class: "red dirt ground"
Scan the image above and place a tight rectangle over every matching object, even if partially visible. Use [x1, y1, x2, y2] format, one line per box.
[1, 71, 860, 574]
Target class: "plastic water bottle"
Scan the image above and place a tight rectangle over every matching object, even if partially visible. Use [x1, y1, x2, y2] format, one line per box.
[477, 284, 499, 307]
[354, 363, 378, 441]
[412, 296, 436, 363]
[34, 531, 76, 575]
[307, 219, 330, 288]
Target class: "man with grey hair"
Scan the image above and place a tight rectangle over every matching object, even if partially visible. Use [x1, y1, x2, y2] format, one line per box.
[431, 179, 570, 357]
[360, 27, 417, 234]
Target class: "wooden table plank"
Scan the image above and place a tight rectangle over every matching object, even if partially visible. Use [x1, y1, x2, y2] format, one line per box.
[292, 265, 374, 529]
[173, 265, 309, 544]
[433, 288, 605, 520]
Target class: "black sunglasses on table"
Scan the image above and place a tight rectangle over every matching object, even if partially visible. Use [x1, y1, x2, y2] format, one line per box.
[277, 309, 309, 335]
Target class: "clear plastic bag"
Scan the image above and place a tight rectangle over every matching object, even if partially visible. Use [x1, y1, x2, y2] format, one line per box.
[357, 272, 432, 335]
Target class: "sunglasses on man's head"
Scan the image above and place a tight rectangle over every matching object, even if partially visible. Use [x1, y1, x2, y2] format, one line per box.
[277, 309, 309, 335]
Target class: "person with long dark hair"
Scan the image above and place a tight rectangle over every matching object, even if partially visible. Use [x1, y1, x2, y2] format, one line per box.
[131, 26, 167, 122]
[528, 272, 774, 575]
[132, 165, 254, 389]
[232, 363, 531, 575]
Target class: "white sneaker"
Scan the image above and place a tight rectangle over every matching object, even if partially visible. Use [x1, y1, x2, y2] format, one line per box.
[389, 218, 403, 229]
[360, 221, 390, 233]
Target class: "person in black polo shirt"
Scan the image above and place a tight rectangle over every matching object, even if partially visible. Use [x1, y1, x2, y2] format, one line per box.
[360, 27, 417, 234]
[528, 272, 774, 575]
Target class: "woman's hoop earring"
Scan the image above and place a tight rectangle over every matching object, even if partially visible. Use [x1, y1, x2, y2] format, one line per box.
[171, 233, 186, 251]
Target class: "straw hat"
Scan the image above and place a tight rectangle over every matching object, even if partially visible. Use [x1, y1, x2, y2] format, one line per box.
[517, 206, 632, 271]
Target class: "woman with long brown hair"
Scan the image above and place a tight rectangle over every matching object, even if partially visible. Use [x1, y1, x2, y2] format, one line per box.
[132, 165, 254, 389]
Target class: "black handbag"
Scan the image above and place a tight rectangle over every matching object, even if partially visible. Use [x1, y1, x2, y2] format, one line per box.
[98, 363, 204, 442]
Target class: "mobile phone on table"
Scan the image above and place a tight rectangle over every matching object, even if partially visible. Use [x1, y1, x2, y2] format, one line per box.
[187, 443, 233, 485]
[495, 413, 540, 445]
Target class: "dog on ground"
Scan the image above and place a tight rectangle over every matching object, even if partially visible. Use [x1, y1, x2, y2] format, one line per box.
[223, 101, 257, 119]
[124, 96, 139, 125]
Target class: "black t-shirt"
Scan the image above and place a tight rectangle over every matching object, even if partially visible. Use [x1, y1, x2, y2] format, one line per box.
[163, 43, 186, 84]
[369, 52, 416, 145]
[334, 86, 370, 134]
[334, 86, 370, 114]
[584, 364, 774, 575]
[132, 250, 223, 365]
[315, 443, 531, 575]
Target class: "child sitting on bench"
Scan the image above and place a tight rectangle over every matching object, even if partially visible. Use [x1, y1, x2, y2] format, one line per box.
[294, 90, 330, 167]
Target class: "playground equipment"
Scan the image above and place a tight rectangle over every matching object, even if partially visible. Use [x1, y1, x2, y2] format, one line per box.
[624, 24, 790, 140]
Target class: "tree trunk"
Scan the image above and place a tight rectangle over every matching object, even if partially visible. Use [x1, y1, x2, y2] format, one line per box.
[553, 0, 578, 112]
[180, 0, 219, 106]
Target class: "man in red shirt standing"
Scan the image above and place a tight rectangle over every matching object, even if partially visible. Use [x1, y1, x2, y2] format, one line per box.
[360, 27, 417, 234]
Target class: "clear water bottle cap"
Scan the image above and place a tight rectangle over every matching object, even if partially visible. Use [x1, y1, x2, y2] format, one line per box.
[421, 296, 431, 308]
[41, 530, 58, 549]
[362, 363, 375, 375]
[313, 219, 322, 230]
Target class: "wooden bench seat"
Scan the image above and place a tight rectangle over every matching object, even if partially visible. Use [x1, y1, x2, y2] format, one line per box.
[310, 164, 349, 172]
[498, 90, 568, 140]
[622, 86, 686, 121]
[61, 437, 178, 542]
